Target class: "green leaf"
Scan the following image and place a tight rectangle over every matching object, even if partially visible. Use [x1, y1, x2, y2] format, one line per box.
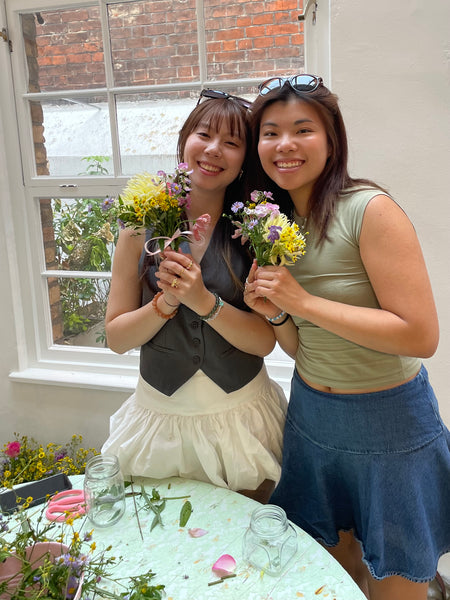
[179, 500, 192, 527]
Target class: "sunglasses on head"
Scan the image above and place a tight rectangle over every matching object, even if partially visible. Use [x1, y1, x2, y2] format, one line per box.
[258, 74, 323, 96]
[197, 88, 252, 109]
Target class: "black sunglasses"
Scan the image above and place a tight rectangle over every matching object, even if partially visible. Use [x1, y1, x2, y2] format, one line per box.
[197, 88, 252, 110]
[258, 74, 323, 96]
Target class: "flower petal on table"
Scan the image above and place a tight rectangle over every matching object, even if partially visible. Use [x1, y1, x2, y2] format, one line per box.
[188, 528, 208, 538]
[212, 554, 236, 577]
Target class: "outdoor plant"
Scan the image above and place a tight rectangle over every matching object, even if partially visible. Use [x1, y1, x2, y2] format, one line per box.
[0, 435, 98, 490]
[52, 156, 119, 342]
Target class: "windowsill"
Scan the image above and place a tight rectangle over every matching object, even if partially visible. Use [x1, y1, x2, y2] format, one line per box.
[9, 354, 294, 397]
[9, 368, 138, 393]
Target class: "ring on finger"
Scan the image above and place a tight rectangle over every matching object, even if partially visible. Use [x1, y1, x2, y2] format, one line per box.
[171, 278, 178, 288]
[185, 259, 193, 271]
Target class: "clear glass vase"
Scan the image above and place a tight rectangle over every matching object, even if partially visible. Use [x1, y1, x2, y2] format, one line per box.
[83, 454, 125, 527]
[243, 504, 297, 575]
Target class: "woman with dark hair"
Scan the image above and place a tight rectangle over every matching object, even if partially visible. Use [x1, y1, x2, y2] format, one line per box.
[102, 91, 287, 503]
[244, 75, 450, 598]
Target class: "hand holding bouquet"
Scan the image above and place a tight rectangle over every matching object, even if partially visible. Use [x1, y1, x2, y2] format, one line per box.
[107, 163, 210, 255]
[228, 190, 307, 266]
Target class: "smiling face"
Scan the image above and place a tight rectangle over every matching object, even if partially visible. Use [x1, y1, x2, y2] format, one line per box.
[183, 119, 246, 197]
[257, 97, 330, 209]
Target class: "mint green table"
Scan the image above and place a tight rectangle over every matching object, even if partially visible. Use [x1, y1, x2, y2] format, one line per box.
[70, 475, 365, 600]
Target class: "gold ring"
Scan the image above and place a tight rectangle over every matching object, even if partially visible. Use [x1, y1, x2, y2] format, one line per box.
[185, 260, 193, 270]
[171, 278, 178, 288]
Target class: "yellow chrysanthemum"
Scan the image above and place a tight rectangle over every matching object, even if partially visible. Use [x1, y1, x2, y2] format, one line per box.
[262, 214, 307, 265]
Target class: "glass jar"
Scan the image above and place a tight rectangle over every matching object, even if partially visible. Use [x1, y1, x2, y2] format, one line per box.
[243, 504, 297, 575]
[83, 454, 125, 527]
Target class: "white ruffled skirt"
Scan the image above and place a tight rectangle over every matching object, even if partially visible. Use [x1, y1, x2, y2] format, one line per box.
[102, 366, 287, 491]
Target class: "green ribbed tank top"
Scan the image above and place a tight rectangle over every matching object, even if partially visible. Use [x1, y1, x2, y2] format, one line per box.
[288, 187, 421, 389]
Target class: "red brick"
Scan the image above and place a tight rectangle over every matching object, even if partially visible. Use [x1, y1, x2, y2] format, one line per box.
[215, 28, 245, 41]
[267, 23, 298, 35]
[254, 37, 274, 49]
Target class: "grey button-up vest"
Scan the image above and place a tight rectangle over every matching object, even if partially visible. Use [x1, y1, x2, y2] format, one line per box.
[139, 221, 263, 396]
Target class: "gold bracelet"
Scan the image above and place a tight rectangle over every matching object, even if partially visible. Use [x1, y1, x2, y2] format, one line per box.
[152, 291, 178, 320]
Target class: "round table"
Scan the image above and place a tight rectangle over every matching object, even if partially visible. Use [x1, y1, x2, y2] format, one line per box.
[70, 474, 366, 600]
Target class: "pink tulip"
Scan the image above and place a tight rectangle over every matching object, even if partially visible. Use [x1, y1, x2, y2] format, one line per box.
[192, 214, 211, 241]
[212, 554, 236, 577]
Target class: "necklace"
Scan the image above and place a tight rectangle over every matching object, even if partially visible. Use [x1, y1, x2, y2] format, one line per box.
[297, 214, 308, 232]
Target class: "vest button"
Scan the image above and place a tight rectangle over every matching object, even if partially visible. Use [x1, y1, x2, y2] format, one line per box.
[191, 320, 200, 329]
[192, 337, 201, 347]
[193, 355, 201, 364]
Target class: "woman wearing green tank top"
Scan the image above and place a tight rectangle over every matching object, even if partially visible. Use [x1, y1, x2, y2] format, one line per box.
[244, 74, 450, 600]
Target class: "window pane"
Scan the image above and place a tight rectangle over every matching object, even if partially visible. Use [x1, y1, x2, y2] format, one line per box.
[31, 98, 112, 177]
[22, 7, 105, 93]
[117, 90, 194, 176]
[47, 276, 110, 347]
[40, 197, 117, 272]
[204, 0, 304, 81]
[108, 0, 199, 87]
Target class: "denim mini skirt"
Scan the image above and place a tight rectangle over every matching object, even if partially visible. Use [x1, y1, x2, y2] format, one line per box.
[270, 365, 450, 582]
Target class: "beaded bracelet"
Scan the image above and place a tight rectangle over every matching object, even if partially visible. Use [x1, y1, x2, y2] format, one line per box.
[152, 291, 178, 320]
[266, 310, 286, 324]
[270, 313, 289, 326]
[198, 292, 224, 322]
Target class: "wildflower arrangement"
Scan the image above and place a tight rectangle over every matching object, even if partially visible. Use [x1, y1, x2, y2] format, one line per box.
[106, 163, 209, 255]
[0, 503, 164, 599]
[0, 435, 98, 490]
[228, 190, 307, 266]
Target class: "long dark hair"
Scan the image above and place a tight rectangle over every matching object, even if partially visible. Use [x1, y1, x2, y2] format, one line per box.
[141, 96, 251, 294]
[247, 81, 387, 243]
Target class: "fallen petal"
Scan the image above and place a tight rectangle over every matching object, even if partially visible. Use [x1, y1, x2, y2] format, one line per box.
[212, 554, 236, 577]
[188, 528, 208, 538]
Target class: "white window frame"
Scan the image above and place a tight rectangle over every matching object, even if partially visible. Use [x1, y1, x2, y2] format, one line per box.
[2, 0, 329, 395]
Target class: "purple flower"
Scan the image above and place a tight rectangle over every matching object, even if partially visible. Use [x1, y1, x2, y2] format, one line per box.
[156, 170, 166, 177]
[231, 201, 244, 213]
[247, 219, 258, 230]
[101, 197, 114, 212]
[169, 182, 182, 195]
[267, 225, 282, 242]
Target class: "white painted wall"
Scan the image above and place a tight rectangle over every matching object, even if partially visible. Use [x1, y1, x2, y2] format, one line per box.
[1, 1, 449, 445]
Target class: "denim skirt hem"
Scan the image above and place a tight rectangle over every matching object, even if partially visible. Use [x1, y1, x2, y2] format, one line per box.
[270, 365, 450, 581]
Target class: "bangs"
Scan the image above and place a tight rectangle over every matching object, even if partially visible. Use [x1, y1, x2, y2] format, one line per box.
[196, 100, 247, 140]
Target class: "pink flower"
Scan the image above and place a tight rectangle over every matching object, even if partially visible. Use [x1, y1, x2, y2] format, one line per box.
[5, 441, 21, 458]
[212, 554, 236, 577]
[191, 213, 211, 241]
[188, 528, 208, 538]
[254, 202, 280, 218]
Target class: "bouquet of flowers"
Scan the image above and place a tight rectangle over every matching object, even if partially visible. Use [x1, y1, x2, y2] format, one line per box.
[228, 190, 307, 266]
[1, 435, 98, 490]
[0, 503, 164, 599]
[106, 163, 210, 255]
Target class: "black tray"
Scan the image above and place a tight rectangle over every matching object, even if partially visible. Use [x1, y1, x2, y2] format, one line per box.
[0, 473, 72, 514]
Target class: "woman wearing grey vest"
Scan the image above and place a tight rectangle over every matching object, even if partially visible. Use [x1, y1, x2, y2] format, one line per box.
[102, 91, 287, 503]
[244, 75, 450, 599]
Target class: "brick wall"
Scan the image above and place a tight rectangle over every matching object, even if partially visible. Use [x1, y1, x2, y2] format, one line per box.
[33, 1, 304, 91]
